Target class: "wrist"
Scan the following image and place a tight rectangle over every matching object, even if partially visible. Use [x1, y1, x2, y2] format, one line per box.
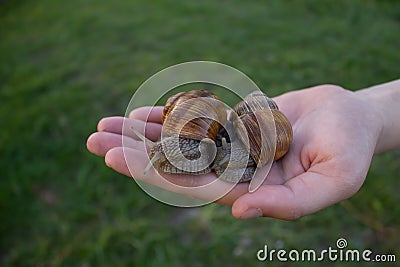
[355, 79, 400, 153]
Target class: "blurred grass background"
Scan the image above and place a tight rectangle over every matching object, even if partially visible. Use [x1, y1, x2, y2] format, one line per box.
[1, 0, 399, 266]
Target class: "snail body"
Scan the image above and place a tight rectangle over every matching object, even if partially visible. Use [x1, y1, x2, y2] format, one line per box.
[148, 137, 213, 175]
[134, 90, 292, 183]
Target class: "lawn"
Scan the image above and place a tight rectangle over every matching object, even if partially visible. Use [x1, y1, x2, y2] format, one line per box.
[1, 0, 399, 266]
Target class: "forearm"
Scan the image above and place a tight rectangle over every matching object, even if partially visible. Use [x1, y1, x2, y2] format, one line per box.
[356, 79, 400, 153]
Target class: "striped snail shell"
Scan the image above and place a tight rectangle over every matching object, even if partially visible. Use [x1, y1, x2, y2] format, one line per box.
[161, 90, 226, 141]
[232, 91, 293, 166]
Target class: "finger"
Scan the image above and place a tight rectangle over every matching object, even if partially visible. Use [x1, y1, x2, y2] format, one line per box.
[105, 146, 138, 177]
[232, 170, 358, 220]
[97, 116, 125, 132]
[104, 146, 249, 205]
[97, 116, 162, 141]
[87, 132, 147, 157]
[129, 106, 164, 124]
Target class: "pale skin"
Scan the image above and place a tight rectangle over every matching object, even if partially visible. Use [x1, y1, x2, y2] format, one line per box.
[86, 80, 400, 220]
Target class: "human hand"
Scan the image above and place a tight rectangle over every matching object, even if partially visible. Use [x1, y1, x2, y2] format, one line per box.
[87, 85, 386, 220]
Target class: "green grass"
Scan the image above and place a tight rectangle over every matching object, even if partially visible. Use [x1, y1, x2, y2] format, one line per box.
[1, 0, 399, 266]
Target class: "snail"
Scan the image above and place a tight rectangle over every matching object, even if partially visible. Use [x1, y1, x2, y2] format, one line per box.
[132, 90, 293, 183]
[212, 91, 293, 182]
[133, 90, 227, 175]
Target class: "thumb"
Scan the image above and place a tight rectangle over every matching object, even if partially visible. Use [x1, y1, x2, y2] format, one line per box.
[231, 171, 353, 220]
[231, 185, 301, 220]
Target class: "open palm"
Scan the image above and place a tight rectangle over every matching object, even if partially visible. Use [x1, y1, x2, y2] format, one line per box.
[87, 85, 382, 219]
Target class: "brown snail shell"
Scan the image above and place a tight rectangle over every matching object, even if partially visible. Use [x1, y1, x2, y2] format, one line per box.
[270, 110, 293, 160]
[233, 92, 292, 166]
[233, 91, 279, 115]
[162, 90, 226, 141]
[163, 90, 221, 122]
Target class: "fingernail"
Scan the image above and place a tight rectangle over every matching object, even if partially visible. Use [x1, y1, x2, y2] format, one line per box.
[240, 208, 262, 219]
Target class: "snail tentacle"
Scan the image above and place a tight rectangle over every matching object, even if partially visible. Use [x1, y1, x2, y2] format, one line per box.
[143, 152, 160, 175]
[130, 127, 155, 147]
